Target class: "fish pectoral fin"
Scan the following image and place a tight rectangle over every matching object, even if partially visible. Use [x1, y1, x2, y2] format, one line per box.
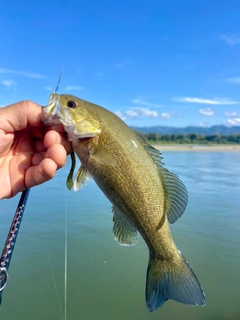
[66, 152, 76, 190]
[74, 165, 91, 191]
[161, 168, 188, 223]
[112, 206, 138, 246]
[138, 138, 188, 223]
[88, 143, 117, 166]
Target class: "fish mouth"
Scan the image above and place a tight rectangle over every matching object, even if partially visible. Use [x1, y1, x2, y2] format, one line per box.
[64, 124, 97, 141]
[43, 93, 101, 141]
[42, 94, 62, 125]
[42, 100, 99, 141]
[43, 106, 96, 141]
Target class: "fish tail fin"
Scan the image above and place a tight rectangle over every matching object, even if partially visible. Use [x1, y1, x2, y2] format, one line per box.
[145, 252, 206, 312]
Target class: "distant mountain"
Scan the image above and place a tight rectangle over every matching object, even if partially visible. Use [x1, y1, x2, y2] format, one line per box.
[131, 125, 240, 135]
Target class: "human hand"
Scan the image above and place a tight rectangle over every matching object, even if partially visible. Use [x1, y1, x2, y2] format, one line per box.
[0, 100, 72, 199]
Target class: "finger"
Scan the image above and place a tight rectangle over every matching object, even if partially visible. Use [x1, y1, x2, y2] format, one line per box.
[45, 144, 67, 169]
[32, 152, 45, 166]
[35, 140, 46, 153]
[25, 145, 67, 188]
[44, 130, 72, 154]
[0, 101, 43, 132]
[25, 158, 58, 188]
[32, 143, 67, 172]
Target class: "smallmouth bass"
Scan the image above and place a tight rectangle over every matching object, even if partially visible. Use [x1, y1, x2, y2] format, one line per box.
[43, 93, 205, 311]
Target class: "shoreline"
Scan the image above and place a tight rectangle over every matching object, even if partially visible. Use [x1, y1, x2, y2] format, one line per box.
[153, 144, 240, 152]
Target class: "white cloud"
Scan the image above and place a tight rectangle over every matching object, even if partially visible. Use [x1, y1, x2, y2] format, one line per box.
[227, 118, 240, 126]
[160, 112, 172, 120]
[137, 108, 158, 117]
[115, 108, 174, 120]
[125, 110, 139, 117]
[226, 77, 240, 84]
[199, 108, 214, 116]
[122, 107, 159, 119]
[198, 122, 210, 127]
[44, 86, 53, 91]
[225, 111, 240, 117]
[173, 97, 237, 105]
[132, 98, 162, 108]
[115, 111, 126, 121]
[115, 98, 174, 121]
[0, 68, 47, 79]
[1, 80, 17, 88]
[115, 108, 158, 120]
[65, 85, 84, 91]
[221, 34, 240, 46]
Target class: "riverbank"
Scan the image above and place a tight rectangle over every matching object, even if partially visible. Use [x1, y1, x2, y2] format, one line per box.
[153, 144, 240, 151]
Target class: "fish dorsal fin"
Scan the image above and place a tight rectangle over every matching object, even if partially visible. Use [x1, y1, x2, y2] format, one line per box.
[139, 139, 188, 223]
[112, 206, 139, 246]
[74, 165, 91, 191]
[161, 168, 188, 223]
[137, 138, 165, 167]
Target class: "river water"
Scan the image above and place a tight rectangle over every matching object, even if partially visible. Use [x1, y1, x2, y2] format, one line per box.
[0, 151, 239, 320]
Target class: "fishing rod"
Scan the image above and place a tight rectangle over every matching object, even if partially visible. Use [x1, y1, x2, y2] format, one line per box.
[0, 188, 30, 304]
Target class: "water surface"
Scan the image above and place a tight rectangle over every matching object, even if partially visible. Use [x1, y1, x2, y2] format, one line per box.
[0, 152, 239, 320]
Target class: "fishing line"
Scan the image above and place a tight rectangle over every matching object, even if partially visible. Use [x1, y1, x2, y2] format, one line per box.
[180, 233, 194, 251]
[48, 255, 64, 320]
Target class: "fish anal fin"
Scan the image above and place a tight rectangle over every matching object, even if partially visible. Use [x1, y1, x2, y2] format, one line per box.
[146, 251, 206, 311]
[74, 165, 91, 191]
[112, 206, 138, 246]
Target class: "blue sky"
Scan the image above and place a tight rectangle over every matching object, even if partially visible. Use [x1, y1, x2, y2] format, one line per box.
[1, 0, 240, 128]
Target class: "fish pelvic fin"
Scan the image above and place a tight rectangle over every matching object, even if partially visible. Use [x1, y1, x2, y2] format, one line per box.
[145, 252, 206, 312]
[74, 165, 91, 191]
[112, 206, 138, 246]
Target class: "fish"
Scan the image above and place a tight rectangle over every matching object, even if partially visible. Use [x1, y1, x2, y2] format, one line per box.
[43, 93, 206, 311]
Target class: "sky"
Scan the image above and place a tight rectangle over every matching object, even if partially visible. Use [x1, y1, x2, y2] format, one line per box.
[1, 0, 240, 128]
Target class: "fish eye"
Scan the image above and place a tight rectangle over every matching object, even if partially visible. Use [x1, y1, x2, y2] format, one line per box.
[67, 100, 76, 108]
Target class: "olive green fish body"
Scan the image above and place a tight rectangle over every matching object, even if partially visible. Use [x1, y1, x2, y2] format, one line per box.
[43, 94, 205, 311]
[71, 104, 175, 256]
